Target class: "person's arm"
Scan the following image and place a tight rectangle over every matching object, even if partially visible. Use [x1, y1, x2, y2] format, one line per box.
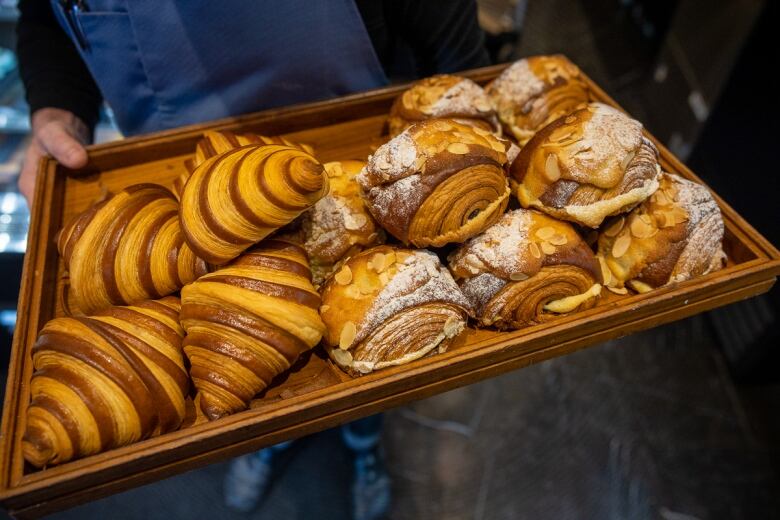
[16, 0, 102, 204]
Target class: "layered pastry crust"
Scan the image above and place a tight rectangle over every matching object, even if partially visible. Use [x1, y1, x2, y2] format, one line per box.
[358, 119, 516, 248]
[388, 74, 500, 137]
[23, 296, 188, 467]
[597, 173, 725, 293]
[511, 103, 661, 228]
[485, 54, 591, 145]
[57, 184, 208, 315]
[449, 209, 602, 329]
[320, 246, 472, 375]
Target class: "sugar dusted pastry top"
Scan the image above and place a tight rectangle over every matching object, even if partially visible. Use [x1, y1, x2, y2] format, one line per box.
[388, 74, 499, 137]
[511, 103, 660, 228]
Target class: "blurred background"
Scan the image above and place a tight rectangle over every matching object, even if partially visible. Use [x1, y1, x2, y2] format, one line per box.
[1, 0, 778, 518]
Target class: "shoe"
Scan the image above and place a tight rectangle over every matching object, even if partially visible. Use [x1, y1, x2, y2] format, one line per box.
[352, 448, 391, 520]
[223, 449, 275, 512]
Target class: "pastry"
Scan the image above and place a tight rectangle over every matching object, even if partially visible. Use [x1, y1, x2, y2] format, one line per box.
[23, 296, 188, 467]
[298, 160, 385, 285]
[510, 103, 661, 228]
[358, 119, 516, 248]
[57, 184, 208, 315]
[387, 74, 500, 137]
[320, 246, 471, 375]
[180, 239, 326, 420]
[597, 173, 725, 294]
[172, 130, 314, 199]
[179, 144, 328, 265]
[485, 54, 591, 145]
[449, 209, 602, 329]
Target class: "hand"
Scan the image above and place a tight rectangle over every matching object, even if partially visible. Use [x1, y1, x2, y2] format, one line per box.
[19, 108, 90, 207]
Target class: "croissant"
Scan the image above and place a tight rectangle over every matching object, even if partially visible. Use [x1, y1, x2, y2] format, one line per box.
[294, 160, 386, 285]
[388, 74, 500, 138]
[179, 144, 328, 265]
[510, 103, 661, 228]
[57, 184, 208, 315]
[357, 119, 516, 248]
[485, 54, 591, 145]
[320, 246, 471, 375]
[172, 130, 314, 199]
[180, 239, 326, 420]
[597, 173, 725, 294]
[23, 296, 188, 467]
[449, 209, 602, 329]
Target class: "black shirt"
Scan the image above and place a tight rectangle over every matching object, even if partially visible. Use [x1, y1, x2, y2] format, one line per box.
[16, 0, 490, 134]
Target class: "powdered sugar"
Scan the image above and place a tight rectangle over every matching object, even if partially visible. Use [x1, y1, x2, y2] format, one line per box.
[363, 175, 423, 235]
[360, 132, 418, 185]
[303, 195, 357, 260]
[429, 78, 493, 118]
[460, 272, 507, 315]
[486, 59, 545, 113]
[354, 250, 472, 346]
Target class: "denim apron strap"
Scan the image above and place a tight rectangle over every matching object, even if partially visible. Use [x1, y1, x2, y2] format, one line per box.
[51, 0, 388, 136]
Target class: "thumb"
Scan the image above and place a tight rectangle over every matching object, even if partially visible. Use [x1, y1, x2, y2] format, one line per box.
[37, 122, 88, 169]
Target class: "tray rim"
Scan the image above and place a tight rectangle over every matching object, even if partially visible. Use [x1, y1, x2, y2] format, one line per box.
[2, 62, 779, 516]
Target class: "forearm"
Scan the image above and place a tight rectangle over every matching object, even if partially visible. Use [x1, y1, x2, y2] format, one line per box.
[16, 0, 103, 135]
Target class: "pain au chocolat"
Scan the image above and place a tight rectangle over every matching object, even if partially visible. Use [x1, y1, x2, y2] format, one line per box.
[597, 173, 725, 294]
[179, 144, 328, 265]
[449, 209, 602, 329]
[57, 184, 208, 316]
[180, 239, 326, 420]
[320, 246, 471, 375]
[511, 103, 661, 228]
[387, 74, 500, 138]
[358, 119, 516, 248]
[485, 54, 591, 145]
[296, 160, 385, 285]
[23, 296, 188, 467]
[173, 130, 314, 199]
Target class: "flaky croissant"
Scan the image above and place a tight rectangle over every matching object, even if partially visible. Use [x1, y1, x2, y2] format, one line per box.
[180, 239, 326, 420]
[597, 173, 725, 294]
[357, 119, 516, 248]
[57, 184, 208, 315]
[485, 54, 591, 145]
[179, 144, 329, 265]
[23, 296, 188, 467]
[511, 103, 661, 228]
[388, 74, 500, 138]
[320, 246, 471, 375]
[449, 209, 602, 329]
[172, 130, 314, 199]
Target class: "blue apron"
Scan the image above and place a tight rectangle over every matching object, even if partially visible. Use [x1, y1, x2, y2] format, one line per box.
[51, 0, 388, 136]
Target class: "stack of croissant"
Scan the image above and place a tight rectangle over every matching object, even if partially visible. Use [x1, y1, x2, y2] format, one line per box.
[24, 54, 726, 467]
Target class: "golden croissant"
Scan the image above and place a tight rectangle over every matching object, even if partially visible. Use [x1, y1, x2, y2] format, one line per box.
[357, 119, 515, 248]
[180, 239, 326, 420]
[449, 209, 602, 329]
[57, 184, 208, 315]
[597, 173, 725, 294]
[179, 144, 329, 265]
[320, 246, 472, 375]
[485, 54, 591, 145]
[172, 130, 314, 199]
[23, 296, 189, 467]
[511, 103, 660, 228]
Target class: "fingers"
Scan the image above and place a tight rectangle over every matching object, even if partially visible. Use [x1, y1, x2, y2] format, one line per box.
[36, 121, 88, 169]
[19, 139, 45, 206]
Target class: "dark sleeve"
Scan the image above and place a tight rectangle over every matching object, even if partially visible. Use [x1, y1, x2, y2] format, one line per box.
[16, 0, 103, 133]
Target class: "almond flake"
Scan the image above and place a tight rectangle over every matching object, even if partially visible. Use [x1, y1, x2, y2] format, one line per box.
[598, 256, 613, 286]
[611, 234, 632, 258]
[607, 286, 629, 295]
[331, 348, 354, 366]
[339, 321, 357, 350]
[344, 213, 368, 231]
[604, 216, 625, 237]
[320, 305, 330, 313]
[379, 272, 389, 286]
[529, 242, 541, 259]
[541, 242, 556, 255]
[371, 252, 386, 273]
[548, 233, 568, 246]
[447, 143, 470, 155]
[544, 153, 561, 182]
[630, 217, 654, 239]
[334, 265, 353, 285]
[565, 115, 576, 124]
[535, 226, 556, 241]
[510, 272, 529, 281]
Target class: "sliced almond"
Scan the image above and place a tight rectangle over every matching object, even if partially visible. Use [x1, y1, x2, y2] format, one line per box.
[339, 321, 357, 350]
[371, 252, 386, 273]
[379, 272, 390, 286]
[356, 275, 375, 295]
[535, 226, 556, 241]
[490, 139, 506, 153]
[607, 286, 629, 295]
[603, 216, 625, 237]
[331, 347, 353, 366]
[630, 217, 654, 239]
[344, 213, 368, 231]
[327, 162, 344, 178]
[447, 142, 470, 155]
[320, 305, 330, 314]
[565, 115, 577, 124]
[544, 153, 561, 182]
[611, 234, 632, 258]
[474, 98, 492, 112]
[334, 265, 353, 285]
[654, 212, 668, 228]
[367, 232, 379, 243]
[510, 272, 529, 281]
[598, 256, 613, 286]
[529, 242, 542, 259]
[541, 242, 556, 255]
[548, 233, 568, 246]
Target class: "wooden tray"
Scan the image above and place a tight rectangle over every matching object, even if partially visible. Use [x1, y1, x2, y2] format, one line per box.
[2, 63, 779, 518]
